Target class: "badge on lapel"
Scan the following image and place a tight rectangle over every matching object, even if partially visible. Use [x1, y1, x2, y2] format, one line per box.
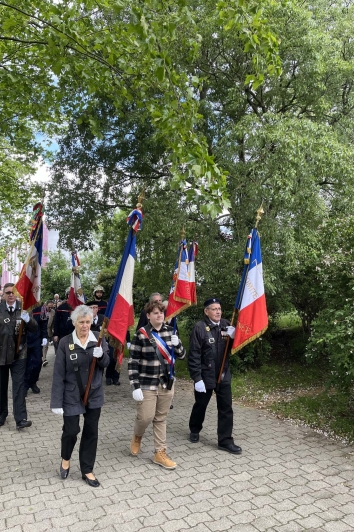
[69, 344, 75, 351]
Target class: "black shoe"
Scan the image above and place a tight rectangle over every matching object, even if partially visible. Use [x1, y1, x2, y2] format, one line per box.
[113, 380, 120, 386]
[16, 419, 32, 430]
[42, 360, 48, 367]
[106, 378, 112, 386]
[31, 385, 40, 394]
[218, 442, 242, 454]
[0, 418, 5, 427]
[60, 461, 70, 479]
[189, 432, 199, 443]
[82, 474, 100, 488]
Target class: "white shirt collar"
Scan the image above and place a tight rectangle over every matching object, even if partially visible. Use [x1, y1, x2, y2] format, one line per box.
[72, 329, 97, 349]
[210, 319, 220, 326]
[6, 304, 15, 311]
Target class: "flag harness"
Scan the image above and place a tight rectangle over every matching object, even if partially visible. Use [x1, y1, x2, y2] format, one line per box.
[140, 324, 175, 390]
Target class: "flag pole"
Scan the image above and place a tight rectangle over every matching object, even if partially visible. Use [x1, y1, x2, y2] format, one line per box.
[216, 205, 264, 388]
[15, 211, 43, 354]
[83, 192, 144, 406]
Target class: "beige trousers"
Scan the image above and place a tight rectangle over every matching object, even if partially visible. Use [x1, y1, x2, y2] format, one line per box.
[134, 385, 174, 451]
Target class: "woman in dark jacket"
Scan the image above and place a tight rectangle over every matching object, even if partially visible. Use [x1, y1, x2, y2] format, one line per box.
[50, 305, 109, 487]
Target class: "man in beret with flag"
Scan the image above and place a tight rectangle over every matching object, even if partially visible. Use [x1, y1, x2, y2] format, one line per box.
[187, 298, 242, 454]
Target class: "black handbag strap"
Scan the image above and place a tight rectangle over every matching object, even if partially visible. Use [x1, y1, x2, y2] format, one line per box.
[66, 336, 85, 399]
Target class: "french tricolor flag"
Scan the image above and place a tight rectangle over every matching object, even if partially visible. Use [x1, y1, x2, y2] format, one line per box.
[15, 203, 43, 311]
[106, 208, 143, 345]
[67, 250, 86, 309]
[165, 239, 192, 322]
[188, 241, 198, 305]
[232, 229, 268, 354]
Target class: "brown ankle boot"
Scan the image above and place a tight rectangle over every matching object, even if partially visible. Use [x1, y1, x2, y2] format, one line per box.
[153, 449, 177, 469]
[130, 435, 142, 455]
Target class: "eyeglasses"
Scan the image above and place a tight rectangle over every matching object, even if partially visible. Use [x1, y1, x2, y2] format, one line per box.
[5, 291, 14, 295]
[208, 307, 221, 312]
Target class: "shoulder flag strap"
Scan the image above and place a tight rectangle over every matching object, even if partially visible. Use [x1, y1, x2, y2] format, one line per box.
[139, 326, 172, 363]
[139, 326, 172, 364]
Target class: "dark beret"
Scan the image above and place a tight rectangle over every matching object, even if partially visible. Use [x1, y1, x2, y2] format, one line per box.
[204, 298, 221, 308]
[86, 301, 99, 307]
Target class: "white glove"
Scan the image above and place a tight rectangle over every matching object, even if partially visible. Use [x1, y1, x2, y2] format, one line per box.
[195, 380, 206, 393]
[171, 334, 179, 346]
[226, 326, 235, 339]
[41, 338, 48, 346]
[51, 408, 64, 415]
[20, 311, 30, 323]
[132, 388, 144, 401]
[93, 346, 103, 358]
[127, 342, 131, 349]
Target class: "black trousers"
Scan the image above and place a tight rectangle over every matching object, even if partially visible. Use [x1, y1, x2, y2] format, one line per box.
[24, 344, 42, 388]
[105, 345, 120, 382]
[189, 382, 234, 446]
[0, 359, 27, 423]
[61, 407, 101, 474]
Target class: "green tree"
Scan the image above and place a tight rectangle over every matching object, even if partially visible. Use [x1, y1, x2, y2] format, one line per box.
[0, 0, 283, 215]
[41, 250, 71, 301]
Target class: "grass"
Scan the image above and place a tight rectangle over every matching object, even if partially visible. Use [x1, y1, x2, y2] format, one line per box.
[268, 392, 354, 443]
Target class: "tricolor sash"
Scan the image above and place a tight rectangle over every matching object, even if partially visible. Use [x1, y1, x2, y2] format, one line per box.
[139, 327, 172, 364]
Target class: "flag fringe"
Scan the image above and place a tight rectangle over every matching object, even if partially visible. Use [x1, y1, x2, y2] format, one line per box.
[231, 326, 268, 355]
[165, 302, 191, 321]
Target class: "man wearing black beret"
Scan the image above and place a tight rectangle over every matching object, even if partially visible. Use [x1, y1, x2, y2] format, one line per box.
[187, 298, 242, 454]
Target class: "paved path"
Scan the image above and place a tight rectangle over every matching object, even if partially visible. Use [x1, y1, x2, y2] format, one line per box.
[1, 347, 354, 531]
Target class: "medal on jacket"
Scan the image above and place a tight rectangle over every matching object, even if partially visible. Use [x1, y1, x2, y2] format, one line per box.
[205, 326, 210, 331]
[69, 344, 74, 351]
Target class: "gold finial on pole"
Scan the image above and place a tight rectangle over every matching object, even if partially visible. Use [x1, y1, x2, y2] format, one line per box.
[180, 226, 186, 240]
[255, 204, 264, 229]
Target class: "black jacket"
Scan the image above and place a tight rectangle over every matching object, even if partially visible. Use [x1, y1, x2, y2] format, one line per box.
[0, 301, 38, 365]
[50, 331, 109, 415]
[53, 302, 75, 339]
[27, 306, 49, 348]
[188, 317, 231, 389]
[90, 313, 104, 332]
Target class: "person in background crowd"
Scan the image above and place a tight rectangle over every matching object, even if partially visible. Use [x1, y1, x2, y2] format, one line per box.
[24, 304, 48, 394]
[187, 298, 242, 455]
[86, 301, 104, 332]
[128, 300, 185, 469]
[136, 292, 163, 331]
[53, 289, 74, 351]
[0, 283, 38, 429]
[92, 285, 107, 315]
[51, 305, 109, 487]
[44, 300, 56, 366]
[53, 294, 62, 309]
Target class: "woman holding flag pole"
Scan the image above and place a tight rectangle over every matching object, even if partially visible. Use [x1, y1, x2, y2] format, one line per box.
[128, 299, 186, 469]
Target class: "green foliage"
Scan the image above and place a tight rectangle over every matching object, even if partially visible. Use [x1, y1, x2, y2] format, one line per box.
[41, 250, 71, 301]
[0, 139, 41, 258]
[0, 0, 282, 217]
[230, 336, 272, 373]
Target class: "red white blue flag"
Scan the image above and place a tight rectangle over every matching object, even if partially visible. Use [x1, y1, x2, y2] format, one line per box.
[105, 207, 143, 345]
[67, 250, 86, 309]
[165, 239, 194, 322]
[232, 228, 268, 354]
[188, 241, 198, 305]
[15, 202, 44, 311]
